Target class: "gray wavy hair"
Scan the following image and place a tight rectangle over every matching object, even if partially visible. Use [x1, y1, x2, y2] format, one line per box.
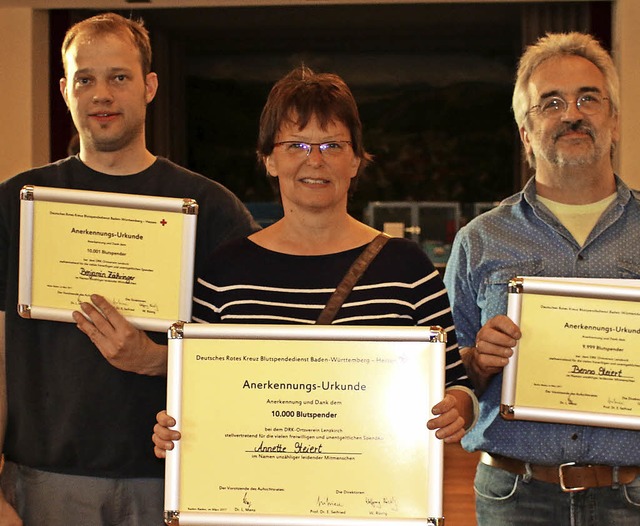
[512, 32, 619, 132]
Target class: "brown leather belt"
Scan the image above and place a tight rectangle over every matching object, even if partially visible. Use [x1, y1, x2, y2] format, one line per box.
[481, 452, 640, 492]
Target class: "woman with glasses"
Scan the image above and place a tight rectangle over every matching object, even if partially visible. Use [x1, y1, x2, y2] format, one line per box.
[149, 66, 475, 452]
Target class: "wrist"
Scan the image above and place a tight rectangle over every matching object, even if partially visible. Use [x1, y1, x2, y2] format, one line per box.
[445, 385, 479, 430]
[461, 345, 491, 394]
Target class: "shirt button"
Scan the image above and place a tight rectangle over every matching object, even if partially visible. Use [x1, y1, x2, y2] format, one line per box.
[571, 433, 579, 440]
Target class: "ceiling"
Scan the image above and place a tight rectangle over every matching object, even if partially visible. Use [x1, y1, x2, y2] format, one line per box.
[0, 0, 589, 8]
[0, 0, 597, 57]
[139, 3, 522, 56]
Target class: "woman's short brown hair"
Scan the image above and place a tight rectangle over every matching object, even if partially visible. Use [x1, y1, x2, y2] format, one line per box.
[257, 66, 372, 174]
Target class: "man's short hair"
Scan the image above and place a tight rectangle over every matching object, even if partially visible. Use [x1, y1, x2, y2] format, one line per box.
[61, 12, 152, 76]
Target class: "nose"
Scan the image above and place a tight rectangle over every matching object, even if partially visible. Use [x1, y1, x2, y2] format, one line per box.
[91, 80, 113, 103]
[305, 144, 325, 165]
[561, 100, 582, 121]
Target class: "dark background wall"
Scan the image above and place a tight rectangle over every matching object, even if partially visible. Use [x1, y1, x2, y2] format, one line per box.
[49, 2, 612, 220]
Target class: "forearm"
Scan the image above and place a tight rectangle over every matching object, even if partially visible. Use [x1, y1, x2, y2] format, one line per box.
[136, 338, 168, 377]
[460, 345, 491, 396]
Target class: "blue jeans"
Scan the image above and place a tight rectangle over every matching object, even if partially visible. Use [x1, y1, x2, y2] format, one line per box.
[1, 462, 165, 526]
[474, 461, 640, 526]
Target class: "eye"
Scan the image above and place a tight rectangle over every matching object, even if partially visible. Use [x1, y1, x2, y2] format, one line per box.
[114, 74, 128, 82]
[578, 94, 601, 107]
[286, 142, 310, 152]
[320, 142, 344, 151]
[541, 97, 565, 113]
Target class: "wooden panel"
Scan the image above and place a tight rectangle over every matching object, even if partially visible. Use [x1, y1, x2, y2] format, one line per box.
[443, 443, 480, 525]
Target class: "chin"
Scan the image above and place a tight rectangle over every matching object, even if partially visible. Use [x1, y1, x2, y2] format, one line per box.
[554, 154, 599, 167]
[91, 138, 131, 153]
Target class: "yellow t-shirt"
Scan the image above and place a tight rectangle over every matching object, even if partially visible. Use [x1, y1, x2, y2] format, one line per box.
[537, 193, 617, 247]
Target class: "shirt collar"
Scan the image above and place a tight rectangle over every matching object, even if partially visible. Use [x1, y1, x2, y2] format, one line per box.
[521, 174, 632, 209]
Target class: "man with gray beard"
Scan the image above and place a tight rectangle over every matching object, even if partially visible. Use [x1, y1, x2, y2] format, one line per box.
[444, 32, 640, 525]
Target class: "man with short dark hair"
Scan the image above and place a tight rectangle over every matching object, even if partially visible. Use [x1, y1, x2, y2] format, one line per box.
[0, 13, 258, 525]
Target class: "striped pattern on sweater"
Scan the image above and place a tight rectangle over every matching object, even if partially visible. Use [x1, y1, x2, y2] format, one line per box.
[192, 237, 469, 387]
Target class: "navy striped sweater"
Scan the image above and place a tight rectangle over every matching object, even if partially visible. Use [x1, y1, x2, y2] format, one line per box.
[192, 236, 469, 387]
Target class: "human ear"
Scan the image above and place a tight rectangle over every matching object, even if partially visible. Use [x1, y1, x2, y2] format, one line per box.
[265, 155, 278, 178]
[519, 126, 534, 159]
[60, 77, 69, 108]
[144, 72, 159, 104]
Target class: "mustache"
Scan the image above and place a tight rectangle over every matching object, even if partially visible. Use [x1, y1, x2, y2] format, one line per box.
[553, 121, 595, 141]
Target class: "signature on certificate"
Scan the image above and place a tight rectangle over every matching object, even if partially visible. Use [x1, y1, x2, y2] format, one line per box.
[365, 495, 398, 511]
[234, 492, 255, 513]
[316, 496, 344, 508]
[607, 397, 631, 408]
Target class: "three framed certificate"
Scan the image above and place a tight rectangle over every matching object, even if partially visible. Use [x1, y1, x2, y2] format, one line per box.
[165, 323, 446, 526]
[501, 276, 640, 430]
[18, 185, 198, 332]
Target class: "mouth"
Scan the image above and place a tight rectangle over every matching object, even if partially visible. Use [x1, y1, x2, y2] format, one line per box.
[300, 177, 330, 185]
[89, 112, 119, 122]
[557, 133, 590, 142]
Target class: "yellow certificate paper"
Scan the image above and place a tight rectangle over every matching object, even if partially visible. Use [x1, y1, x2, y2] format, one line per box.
[18, 185, 198, 332]
[165, 323, 446, 526]
[501, 276, 640, 429]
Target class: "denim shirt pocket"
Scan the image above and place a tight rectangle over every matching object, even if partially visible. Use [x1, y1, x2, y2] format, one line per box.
[618, 259, 640, 279]
[478, 260, 545, 316]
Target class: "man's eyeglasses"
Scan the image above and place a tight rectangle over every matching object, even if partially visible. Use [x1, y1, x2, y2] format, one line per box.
[527, 94, 610, 118]
[273, 141, 353, 157]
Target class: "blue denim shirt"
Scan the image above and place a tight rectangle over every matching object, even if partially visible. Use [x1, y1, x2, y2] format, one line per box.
[444, 175, 640, 465]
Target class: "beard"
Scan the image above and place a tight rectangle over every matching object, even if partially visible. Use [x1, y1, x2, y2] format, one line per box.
[535, 120, 609, 167]
[87, 121, 144, 153]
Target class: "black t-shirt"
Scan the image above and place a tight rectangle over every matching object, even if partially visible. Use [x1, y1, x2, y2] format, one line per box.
[0, 156, 259, 478]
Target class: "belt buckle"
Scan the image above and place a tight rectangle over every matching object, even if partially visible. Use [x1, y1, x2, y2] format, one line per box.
[559, 462, 586, 492]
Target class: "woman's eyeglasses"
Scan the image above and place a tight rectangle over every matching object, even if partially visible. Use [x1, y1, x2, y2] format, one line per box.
[273, 141, 353, 157]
